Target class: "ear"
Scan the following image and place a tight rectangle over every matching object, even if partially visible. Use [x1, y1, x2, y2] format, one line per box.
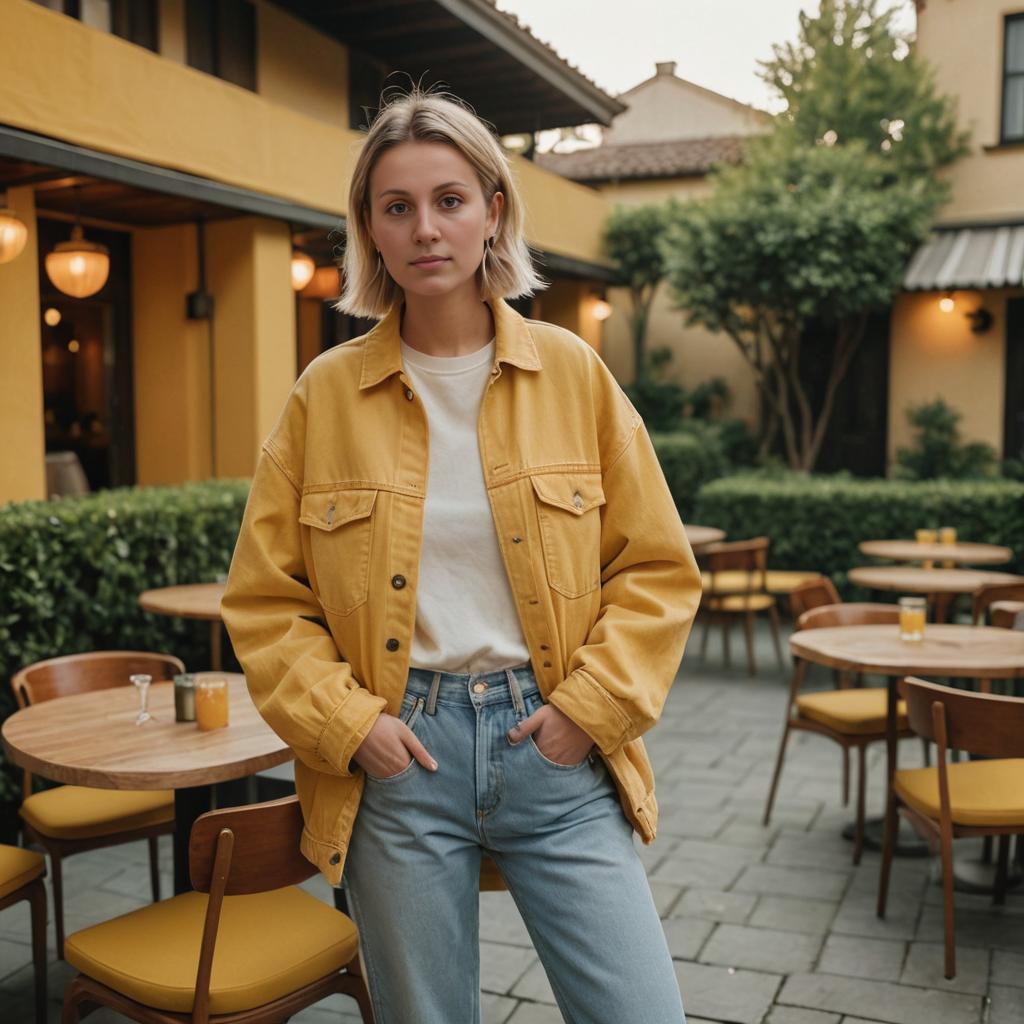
[487, 191, 504, 237]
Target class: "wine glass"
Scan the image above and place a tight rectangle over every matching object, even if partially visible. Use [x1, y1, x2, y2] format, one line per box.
[130, 673, 154, 725]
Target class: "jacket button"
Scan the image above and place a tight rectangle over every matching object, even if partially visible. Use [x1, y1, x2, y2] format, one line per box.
[405, 388, 414, 400]
[573, 492, 583, 509]
[329, 852, 341, 865]
[512, 535, 522, 543]
[386, 638, 400, 651]
[391, 574, 406, 589]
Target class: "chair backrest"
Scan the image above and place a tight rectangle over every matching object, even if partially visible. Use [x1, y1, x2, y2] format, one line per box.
[10, 650, 184, 708]
[789, 577, 841, 619]
[972, 583, 1024, 625]
[990, 604, 1024, 630]
[797, 603, 900, 630]
[704, 537, 769, 594]
[189, 795, 315, 896]
[899, 676, 1024, 759]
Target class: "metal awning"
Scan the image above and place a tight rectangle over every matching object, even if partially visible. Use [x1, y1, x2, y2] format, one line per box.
[903, 224, 1024, 291]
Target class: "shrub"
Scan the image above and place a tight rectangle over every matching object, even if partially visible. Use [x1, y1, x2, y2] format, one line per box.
[895, 398, 999, 480]
[650, 430, 729, 519]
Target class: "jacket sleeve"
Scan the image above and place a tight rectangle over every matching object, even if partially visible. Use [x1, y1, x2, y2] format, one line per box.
[546, 414, 702, 756]
[221, 441, 387, 777]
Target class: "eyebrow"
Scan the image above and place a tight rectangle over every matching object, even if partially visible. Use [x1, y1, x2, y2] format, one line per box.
[377, 180, 470, 199]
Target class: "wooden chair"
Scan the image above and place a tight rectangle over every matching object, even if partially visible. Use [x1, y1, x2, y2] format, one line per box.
[10, 651, 182, 959]
[0, 844, 47, 1024]
[698, 537, 785, 676]
[788, 577, 841, 620]
[763, 603, 915, 863]
[877, 677, 1024, 979]
[971, 582, 1024, 629]
[61, 795, 374, 1024]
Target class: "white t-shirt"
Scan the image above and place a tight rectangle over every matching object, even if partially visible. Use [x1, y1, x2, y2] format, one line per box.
[399, 336, 532, 674]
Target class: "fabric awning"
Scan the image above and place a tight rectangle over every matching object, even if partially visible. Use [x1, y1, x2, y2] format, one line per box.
[903, 224, 1024, 291]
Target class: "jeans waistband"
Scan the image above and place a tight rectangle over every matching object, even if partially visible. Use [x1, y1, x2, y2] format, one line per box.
[404, 661, 539, 713]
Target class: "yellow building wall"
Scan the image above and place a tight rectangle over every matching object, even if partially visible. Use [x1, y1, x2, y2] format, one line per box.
[205, 217, 297, 477]
[888, 288, 1016, 466]
[534, 279, 602, 353]
[593, 176, 759, 426]
[0, 187, 46, 504]
[132, 223, 212, 485]
[917, 0, 1024, 222]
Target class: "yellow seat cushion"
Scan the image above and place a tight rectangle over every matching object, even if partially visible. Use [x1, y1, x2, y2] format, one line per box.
[65, 886, 359, 1014]
[765, 571, 824, 594]
[702, 571, 822, 596]
[704, 593, 776, 612]
[895, 759, 1024, 828]
[796, 688, 908, 735]
[20, 786, 173, 840]
[0, 844, 45, 901]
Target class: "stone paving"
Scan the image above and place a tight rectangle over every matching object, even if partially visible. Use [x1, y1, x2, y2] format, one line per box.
[1, 620, 1021, 1023]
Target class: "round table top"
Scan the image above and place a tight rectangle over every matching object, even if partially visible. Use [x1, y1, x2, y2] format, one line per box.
[847, 566, 1024, 595]
[686, 525, 726, 550]
[789, 624, 1024, 679]
[1, 675, 291, 790]
[859, 540, 1013, 565]
[138, 582, 226, 621]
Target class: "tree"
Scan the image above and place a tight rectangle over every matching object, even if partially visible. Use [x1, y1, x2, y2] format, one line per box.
[660, 0, 970, 471]
[602, 200, 682, 384]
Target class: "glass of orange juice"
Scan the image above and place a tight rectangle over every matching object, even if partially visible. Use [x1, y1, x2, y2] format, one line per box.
[899, 596, 926, 642]
[915, 529, 937, 544]
[195, 676, 229, 731]
[939, 526, 957, 546]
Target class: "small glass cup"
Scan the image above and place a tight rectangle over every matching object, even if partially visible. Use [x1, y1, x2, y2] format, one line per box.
[939, 526, 957, 546]
[173, 673, 196, 722]
[195, 676, 229, 731]
[915, 528, 938, 544]
[129, 673, 154, 726]
[899, 596, 926, 642]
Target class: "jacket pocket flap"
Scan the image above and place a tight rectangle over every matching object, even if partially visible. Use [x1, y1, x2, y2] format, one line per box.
[299, 489, 377, 531]
[530, 473, 606, 515]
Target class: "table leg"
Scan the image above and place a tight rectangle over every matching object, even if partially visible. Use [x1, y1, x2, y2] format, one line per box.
[174, 785, 213, 895]
[210, 621, 222, 672]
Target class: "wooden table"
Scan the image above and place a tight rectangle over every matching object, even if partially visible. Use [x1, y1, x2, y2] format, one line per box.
[847, 566, 1024, 623]
[1, 675, 290, 894]
[789, 624, 1024, 887]
[686, 525, 726, 552]
[859, 540, 1013, 566]
[139, 582, 227, 670]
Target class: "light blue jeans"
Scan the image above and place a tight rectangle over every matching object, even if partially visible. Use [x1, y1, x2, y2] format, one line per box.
[341, 662, 686, 1024]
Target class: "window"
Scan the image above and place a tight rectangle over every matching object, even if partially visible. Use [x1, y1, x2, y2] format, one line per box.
[186, 0, 257, 92]
[1003, 14, 1024, 143]
[29, 0, 158, 52]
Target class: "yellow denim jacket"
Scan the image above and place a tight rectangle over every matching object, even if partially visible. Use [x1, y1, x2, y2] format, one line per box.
[221, 295, 702, 887]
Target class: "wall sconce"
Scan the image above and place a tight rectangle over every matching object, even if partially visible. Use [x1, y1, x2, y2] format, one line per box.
[591, 288, 612, 321]
[291, 251, 316, 291]
[938, 290, 955, 313]
[965, 306, 993, 334]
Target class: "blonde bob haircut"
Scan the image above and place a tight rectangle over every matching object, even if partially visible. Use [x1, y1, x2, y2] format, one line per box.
[333, 84, 548, 319]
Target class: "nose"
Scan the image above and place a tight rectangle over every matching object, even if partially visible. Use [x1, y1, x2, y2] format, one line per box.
[413, 207, 441, 244]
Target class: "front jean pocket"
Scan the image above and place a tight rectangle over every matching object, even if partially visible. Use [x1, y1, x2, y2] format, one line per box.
[530, 471, 606, 598]
[365, 695, 425, 784]
[513, 690, 592, 770]
[299, 488, 377, 616]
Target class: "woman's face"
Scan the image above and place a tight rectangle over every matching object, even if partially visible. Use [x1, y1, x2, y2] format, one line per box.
[365, 141, 503, 300]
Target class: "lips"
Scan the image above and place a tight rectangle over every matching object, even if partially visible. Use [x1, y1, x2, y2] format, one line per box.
[411, 256, 450, 266]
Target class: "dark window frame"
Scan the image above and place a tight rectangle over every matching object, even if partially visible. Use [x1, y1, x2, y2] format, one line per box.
[30, 0, 158, 53]
[1001, 12, 1024, 144]
[185, 0, 257, 93]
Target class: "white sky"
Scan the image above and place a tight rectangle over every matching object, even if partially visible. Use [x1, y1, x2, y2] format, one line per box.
[494, 0, 917, 130]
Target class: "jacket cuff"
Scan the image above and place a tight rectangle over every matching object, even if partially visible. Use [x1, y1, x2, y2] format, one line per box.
[316, 685, 389, 776]
[546, 669, 633, 756]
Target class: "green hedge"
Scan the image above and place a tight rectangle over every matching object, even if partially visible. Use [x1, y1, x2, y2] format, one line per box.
[0, 480, 249, 802]
[650, 429, 729, 519]
[692, 473, 1024, 588]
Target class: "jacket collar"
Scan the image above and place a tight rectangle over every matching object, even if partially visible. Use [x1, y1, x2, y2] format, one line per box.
[358, 295, 542, 390]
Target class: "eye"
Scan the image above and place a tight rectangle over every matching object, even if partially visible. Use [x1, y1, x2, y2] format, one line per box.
[440, 194, 463, 209]
[386, 201, 408, 215]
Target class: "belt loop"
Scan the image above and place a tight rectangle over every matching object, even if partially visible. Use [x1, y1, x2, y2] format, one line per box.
[505, 667, 526, 717]
[426, 671, 442, 715]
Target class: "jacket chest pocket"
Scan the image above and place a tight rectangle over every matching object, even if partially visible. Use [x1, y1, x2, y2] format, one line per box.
[530, 472, 606, 599]
[299, 489, 378, 616]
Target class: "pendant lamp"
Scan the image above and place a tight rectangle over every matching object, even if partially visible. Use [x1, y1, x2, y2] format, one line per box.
[46, 224, 110, 298]
[0, 203, 28, 264]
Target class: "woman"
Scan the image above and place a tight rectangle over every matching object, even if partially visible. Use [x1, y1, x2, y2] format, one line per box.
[221, 85, 702, 1024]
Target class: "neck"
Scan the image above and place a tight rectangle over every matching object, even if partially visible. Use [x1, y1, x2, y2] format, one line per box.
[399, 282, 496, 357]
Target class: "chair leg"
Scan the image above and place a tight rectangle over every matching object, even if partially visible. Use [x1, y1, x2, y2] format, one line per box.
[51, 851, 66, 961]
[853, 743, 867, 866]
[699, 610, 711, 662]
[877, 793, 898, 918]
[939, 820, 957, 979]
[722, 616, 732, 669]
[994, 834, 1010, 907]
[842, 747, 850, 807]
[743, 612, 757, 677]
[28, 878, 47, 1024]
[768, 604, 784, 670]
[763, 723, 791, 826]
[982, 835, 993, 864]
[148, 835, 161, 902]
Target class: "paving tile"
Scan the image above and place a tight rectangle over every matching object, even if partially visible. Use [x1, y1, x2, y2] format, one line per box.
[990, 985, 1024, 1024]
[674, 960, 782, 1024]
[700, 923, 822, 973]
[767, 832, 859, 872]
[916, 905, 1024, 953]
[505, 1002, 566, 1023]
[749, 895, 838, 936]
[480, 942, 537, 995]
[651, 856, 744, 891]
[816, 933, 905, 982]
[662, 916, 715, 960]
[671, 838, 765, 866]
[509, 959, 556, 1004]
[670, 888, 758, 925]
[992, 949, 1024, 988]
[777, 973, 981, 1024]
[899, 942, 989, 996]
[734, 864, 849, 901]
[765, 1008, 840, 1024]
[649, 878, 686, 916]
